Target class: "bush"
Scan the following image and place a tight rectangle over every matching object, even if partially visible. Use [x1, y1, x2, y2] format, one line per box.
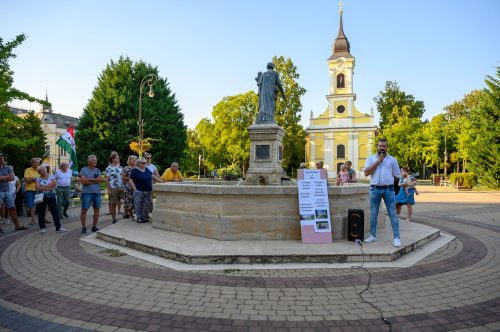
[218, 164, 242, 181]
[449, 173, 477, 189]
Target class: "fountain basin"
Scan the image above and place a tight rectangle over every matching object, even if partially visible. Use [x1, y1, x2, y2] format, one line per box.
[152, 182, 384, 241]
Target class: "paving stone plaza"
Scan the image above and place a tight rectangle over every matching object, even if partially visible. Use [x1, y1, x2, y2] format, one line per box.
[0, 186, 499, 331]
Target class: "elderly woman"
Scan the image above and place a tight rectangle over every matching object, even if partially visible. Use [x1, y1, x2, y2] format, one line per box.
[121, 155, 137, 219]
[35, 166, 67, 234]
[129, 157, 163, 223]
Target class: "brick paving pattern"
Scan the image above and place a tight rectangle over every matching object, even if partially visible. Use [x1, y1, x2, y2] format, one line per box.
[0, 188, 499, 331]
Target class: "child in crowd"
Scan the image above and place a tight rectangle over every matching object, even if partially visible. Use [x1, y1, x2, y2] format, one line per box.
[336, 164, 350, 185]
[400, 168, 419, 197]
[396, 166, 419, 221]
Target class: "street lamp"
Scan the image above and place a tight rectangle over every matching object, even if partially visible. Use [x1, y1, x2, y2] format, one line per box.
[138, 74, 158, 156]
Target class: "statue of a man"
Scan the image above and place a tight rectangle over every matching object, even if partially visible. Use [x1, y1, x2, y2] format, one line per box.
[255, 62, 287, 124]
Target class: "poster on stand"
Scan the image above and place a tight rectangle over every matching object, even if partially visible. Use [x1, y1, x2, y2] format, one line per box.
[297, 169, 332, 244]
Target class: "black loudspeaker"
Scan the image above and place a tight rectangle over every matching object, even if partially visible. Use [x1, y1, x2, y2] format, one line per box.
[347, 209, 364, 241]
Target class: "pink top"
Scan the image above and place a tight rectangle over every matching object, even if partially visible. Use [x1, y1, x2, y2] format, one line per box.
[338, 170, 349, 183]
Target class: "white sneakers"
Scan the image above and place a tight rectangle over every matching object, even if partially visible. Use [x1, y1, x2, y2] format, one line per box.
[365, 235, 377, 243]
[40, 228, 67, 234]
[364, 235, 402, 247]
[394, 237, 401, 247]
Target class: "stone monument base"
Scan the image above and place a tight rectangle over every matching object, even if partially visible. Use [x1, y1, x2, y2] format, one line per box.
[245, 123, 285, 185]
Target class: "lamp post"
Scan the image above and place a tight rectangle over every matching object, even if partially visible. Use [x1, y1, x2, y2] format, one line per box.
[138, 74, 158, 156]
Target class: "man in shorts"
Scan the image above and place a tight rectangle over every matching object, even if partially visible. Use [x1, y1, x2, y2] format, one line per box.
[79, 155, 105, 235]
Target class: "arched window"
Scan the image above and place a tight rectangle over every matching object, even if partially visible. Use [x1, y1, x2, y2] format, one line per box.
[337, 144, 345, 159]
[337, 73, 345, 88]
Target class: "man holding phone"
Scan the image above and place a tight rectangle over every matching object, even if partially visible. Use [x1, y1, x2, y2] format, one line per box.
[363, 138, 402, 247]
[79, 155, 105, 235]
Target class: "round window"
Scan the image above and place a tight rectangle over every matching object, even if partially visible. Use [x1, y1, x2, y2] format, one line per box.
[337, 105, 345, 113]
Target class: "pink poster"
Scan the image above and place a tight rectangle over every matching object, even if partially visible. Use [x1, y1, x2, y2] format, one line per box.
[297, 169, 332, 244]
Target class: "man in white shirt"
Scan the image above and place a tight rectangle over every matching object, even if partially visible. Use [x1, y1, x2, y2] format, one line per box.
[363, 138, 402, 247]
[55, 162, 73, 219]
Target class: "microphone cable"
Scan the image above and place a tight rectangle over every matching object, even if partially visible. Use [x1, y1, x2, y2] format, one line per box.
[351, 239, 392, 331]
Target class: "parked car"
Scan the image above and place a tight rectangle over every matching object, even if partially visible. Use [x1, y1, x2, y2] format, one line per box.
[411, 171, 420, 179]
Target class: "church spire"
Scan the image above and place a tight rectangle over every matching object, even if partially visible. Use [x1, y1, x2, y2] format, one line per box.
[328, 1, 353, 60]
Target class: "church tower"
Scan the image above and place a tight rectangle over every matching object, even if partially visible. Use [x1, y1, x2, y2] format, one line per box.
[306, 4, 376, 178]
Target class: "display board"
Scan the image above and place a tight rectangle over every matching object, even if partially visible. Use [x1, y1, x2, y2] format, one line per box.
[297, 169, 332, 244]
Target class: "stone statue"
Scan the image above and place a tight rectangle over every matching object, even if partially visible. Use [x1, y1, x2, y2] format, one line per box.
[255, 62, 287, 124]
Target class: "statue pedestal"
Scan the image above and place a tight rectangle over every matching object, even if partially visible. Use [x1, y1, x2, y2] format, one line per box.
[245, 123, 286, 185]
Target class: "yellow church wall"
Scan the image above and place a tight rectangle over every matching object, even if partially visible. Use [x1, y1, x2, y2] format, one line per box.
[333, 101, 349, 118]
[314, 137, 325, 161]
[312, 118, 329, 126]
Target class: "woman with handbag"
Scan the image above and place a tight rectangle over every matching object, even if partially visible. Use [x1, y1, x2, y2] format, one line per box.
[35, 166, 67, 234]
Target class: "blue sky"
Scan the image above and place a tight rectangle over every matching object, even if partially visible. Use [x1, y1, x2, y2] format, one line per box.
[3, 0, 499, 129]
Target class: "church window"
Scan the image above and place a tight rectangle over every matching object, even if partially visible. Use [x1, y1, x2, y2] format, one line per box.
[337, 105, 345, 113]
[337, 73, 345, 88]
[337, 144, 345, 159]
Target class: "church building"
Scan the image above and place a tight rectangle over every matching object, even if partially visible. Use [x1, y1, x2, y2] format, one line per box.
[306, 6, 377, 178]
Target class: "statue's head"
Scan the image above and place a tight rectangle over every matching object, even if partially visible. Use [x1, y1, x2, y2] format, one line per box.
[267, 62, 275, 70]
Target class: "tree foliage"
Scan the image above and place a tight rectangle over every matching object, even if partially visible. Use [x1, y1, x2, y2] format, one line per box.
[0, 34, 47, 173]
[0, 34, 48, 112]
[273, 56, 307, 175]
[76, 56, 186, 171]
[374, 81, 425, 129]
[378, 114, 423, 170]
[467, 67, 500, 188]
[0, 110, 46, 174]
[197, 91, 258, 173]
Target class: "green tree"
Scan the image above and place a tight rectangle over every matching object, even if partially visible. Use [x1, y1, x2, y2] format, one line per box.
[421, 114, 446, 174]
[180, 128, 202, 177]
[197, 92, 258, 174]
[273, 56, 307, 175]
[0, 34, 47, 172]
[76, 56, 186, 171]
[374, 81, 425, 129]
[378, 112, 423, 171]
[0, 34, 48, 112]
[467, 67, 500, 188]
[443, 90, 483, 173]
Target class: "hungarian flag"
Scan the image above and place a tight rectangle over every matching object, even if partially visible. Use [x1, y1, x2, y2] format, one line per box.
[56, 127, 78, 172]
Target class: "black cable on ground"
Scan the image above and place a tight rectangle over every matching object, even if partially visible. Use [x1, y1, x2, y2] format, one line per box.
[351, 239, 392, 332]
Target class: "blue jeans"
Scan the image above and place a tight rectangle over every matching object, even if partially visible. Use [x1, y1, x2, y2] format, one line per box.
[369, 186, 400, 239]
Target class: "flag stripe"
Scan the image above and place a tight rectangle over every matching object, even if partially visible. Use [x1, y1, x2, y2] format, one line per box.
[56, 127, 78, 172]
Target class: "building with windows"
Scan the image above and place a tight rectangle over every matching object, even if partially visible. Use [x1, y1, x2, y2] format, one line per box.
[9, 95, 78, 171]
[306, 7, 377, 179]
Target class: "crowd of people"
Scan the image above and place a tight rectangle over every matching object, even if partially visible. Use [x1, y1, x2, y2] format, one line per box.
[1, 143, 417, 247]
[0, 151, 183, 235]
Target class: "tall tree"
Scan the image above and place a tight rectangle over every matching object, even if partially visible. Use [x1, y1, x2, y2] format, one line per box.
[421, 114, 446, 174]
[0, 34, 47, 172]
[374, 81, 425, 129]
[443, 90, 483, 173]
[0, 34, 48, 112]
[467, 67, 500, 188]
[378, 112, 424, 171]
[76, 56, 186, 171]
[273, 56, 307, 175]
[197, 92, 257, 173]
[180, 128, 202, 177]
